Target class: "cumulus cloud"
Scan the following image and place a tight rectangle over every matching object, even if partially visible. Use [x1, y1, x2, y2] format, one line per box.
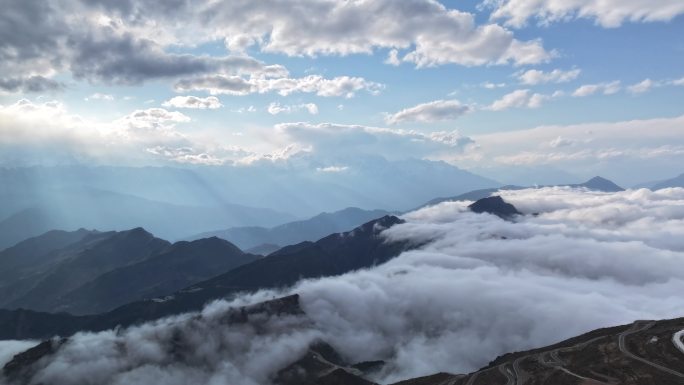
[572, 81, 621, 97]
[487, 89, 554, 110]
[485, 0, 684, 28]
[191, 0, 551, 67]
[518, 68, 581, 85]
[316, 165, 349, 173]
[0, 99, 252, 167]
[385, 100, 472, 124]
[481, 82, 507, 89]
[276, 122, 474, 161]
[549, 136, 576, 148]
[0, 1, 298, 89]
[8, 187, 684, 385]
[85, 93, 114, 101]
[267, 102, 318, 115]
[175, 74, 383, 98]
[0, 0, 551, 97]
[627, 78, 655, 94]
[162, 96, 223, 109]
[0, 76, 63, 94]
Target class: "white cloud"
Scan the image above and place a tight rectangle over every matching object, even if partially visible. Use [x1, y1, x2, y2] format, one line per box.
[627, 78, 655, 94]
[385, 49, 402, 66]
[673, 77, 684, 86]
[162, 96, 223, 109]
[385, 100, 472, 124]
[14, 187, 684, 384]
[84, 93, 114, 101]
[235, 105, 257, 113]
[518, 68, 581, 85]
[572, 81, 621, 97]
[487, 89, 555, 110]
[549, 136, 576, 148]
[201, 0, 552, 67]
[482, 82, 507, 89]
[0, 99, 251, 167]
[486, 0, 684, 28]
[276, 122, 474, 161]
[116, 108, 191, 132]
[175, 74, 383, 98]
[267, 102, 319, 115]
[450, 114, 684, 184]
[316, 165, 349, 173]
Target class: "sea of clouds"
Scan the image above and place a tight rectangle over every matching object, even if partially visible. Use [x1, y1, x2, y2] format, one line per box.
[3, 187, 684, 384]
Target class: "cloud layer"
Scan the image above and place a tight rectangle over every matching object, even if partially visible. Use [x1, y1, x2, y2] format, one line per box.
[385, 100, 472, 124]
[6, 187, 684, 385]
[0, 0, 554, 96]
[486, 0, 684, 28]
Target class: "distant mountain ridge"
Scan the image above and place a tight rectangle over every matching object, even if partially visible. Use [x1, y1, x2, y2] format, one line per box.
[0, 215, 412, 340]
[187, 207, 392, 250]
[0, 187, 296, 251]
[0, 229, 260, 315]
[419, 176, 624, 208]
[0, 161, 497, 220]
[50, 237, 261, 315]
[0, 228, 171, 313]
[652, 173, 684, 190]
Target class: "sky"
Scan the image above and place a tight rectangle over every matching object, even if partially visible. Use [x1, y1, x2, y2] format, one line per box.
[1, 0, 684, 186]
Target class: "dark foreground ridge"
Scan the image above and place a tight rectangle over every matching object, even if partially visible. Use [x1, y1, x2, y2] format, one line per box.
[468, 196, 522, 219]
[0, 215, 410, 340]
[5, 293, 684, 385]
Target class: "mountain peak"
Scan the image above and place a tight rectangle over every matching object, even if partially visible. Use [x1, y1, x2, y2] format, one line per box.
[578, 176, 624, 192]
[468, 196, 521, 219]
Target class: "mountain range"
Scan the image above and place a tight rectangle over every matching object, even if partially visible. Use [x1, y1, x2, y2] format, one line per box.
[2, 189, 683, 385]
[187, 207, 392, 250]
[0, 228, 260, 315]
[419, 176, 624, 209]
[0, 214, 412, 340]
[0, 187, 295, 251]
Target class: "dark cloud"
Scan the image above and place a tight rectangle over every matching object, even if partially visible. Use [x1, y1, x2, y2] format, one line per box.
[69, 34, 214, 84]
[0, 76, 63, 93]
[0, 0, 551, 92]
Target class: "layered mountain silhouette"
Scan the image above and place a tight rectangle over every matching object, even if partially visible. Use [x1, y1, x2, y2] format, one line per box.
[0, 229, 260, 315]
[187, 207, 391, 250]
[50, 237, 261, 315]
[0, 215, 410, 339]
[420, 176, 624, 208]
[568, 176, 624, 192]
[651, 172, 684, 190]
[5, 294, 684, 385]
[0, 228, 170, 313]
[0, 188, 295, 251]
[0, 162, 498, 246]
